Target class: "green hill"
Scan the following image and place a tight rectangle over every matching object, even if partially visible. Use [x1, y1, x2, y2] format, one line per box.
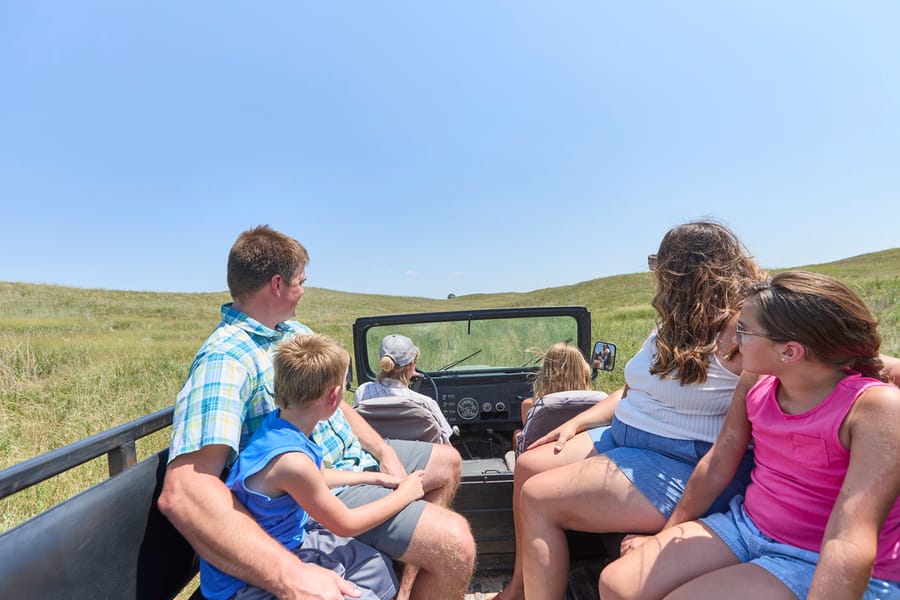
[1, 248, 898, 530]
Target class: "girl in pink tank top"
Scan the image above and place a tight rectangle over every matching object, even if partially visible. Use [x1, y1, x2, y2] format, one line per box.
[600, 271, 900, 600]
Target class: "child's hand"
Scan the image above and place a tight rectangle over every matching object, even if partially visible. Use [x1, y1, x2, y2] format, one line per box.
[619, 533, 650, 555]
[396, 470, 426, 502]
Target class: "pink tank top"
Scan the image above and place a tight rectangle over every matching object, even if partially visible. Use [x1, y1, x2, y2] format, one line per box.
[744, 373, 900, 580]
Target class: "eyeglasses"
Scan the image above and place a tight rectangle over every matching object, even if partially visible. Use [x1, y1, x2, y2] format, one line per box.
[647, 254, 658, 271]
[734, 324, 769, 340]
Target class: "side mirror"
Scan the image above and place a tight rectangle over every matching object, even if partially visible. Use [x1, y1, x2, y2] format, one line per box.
[590, 341, 616, 380]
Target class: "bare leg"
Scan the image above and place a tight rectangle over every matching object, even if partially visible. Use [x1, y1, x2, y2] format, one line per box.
[398, 503, 475, 600]
[395, 565, 417, 600]
[397, 443, 466, 599]
[599, 521, 792, 600]
[520, 454, 667, 600]
[422, 443, 461, 507]
[495, 431, 598, 600]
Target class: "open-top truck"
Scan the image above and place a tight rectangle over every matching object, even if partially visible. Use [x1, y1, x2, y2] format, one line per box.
[0, 306, 619, 599]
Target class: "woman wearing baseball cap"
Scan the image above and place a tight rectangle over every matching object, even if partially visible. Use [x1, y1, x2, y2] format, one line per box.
[354, 334, 454, 444]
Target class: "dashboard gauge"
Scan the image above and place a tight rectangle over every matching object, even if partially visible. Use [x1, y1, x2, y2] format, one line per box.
[457, 397, 479, 420]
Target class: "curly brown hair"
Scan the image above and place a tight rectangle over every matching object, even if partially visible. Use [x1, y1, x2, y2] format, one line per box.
[650, 221, 766, 385]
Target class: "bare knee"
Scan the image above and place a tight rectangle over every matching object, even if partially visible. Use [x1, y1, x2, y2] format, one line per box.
[519, 476, 550, 515]
[409, 509, 475, 578]
[426, 444, 461, 487]
[514, 448, 544, 482]
[443, 512, 476, 575]
[597, 559, 633, 600]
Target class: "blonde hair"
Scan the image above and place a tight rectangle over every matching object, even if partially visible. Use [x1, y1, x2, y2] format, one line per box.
[745, 271, 886, 381]
[376, 354, 417, 386]
[274, 334, 350, 409]
[227, 225, 309, 302]
[650, 220, 766, 385]
[531, 342, 592, 399]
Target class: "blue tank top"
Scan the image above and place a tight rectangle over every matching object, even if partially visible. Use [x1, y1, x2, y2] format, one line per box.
[200, 410, 323, 600]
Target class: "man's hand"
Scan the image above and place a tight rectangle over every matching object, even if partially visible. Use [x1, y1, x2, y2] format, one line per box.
[374, 472, 404, 489]
[375, 443, 408, 478]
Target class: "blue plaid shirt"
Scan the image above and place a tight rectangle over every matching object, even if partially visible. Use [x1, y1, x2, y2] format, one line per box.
[169, 303, 312, 467]
[311, 410, 379, 474]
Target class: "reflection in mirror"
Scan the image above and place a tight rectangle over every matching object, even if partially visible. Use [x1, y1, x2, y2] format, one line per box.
[590, 341, 616, 380]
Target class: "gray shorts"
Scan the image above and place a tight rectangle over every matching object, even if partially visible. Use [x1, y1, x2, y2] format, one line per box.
[316, 439, 432, 559]
[232, 528, 397, 600]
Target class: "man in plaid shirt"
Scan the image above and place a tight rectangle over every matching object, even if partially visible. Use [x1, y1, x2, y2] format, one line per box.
[159, 225, 474, 600]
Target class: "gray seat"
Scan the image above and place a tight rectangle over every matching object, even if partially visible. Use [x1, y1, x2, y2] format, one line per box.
[516, 390, 608, 456]
[355, 395, 449, 444]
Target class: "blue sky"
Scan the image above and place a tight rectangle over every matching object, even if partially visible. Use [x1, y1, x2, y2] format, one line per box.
[2, 2, 898, 299]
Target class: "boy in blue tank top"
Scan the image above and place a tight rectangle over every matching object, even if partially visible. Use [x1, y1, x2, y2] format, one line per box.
[200, 333, 426, 600]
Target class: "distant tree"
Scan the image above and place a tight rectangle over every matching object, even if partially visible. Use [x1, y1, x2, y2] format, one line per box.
[447, 293, 456, 299]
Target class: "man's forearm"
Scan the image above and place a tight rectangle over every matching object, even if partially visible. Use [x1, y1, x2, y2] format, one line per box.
[160, 465, 302, 593]
[338, 401, 390, 458]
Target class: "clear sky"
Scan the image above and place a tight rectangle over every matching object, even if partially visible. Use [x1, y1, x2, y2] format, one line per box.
[2, 2, 898, 299]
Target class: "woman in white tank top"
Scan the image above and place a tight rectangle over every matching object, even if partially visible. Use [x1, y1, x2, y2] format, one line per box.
[494, 221, 767, 600]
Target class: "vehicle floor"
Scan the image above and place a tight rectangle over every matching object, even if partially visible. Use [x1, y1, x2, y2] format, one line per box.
[464, 559, 605, 600]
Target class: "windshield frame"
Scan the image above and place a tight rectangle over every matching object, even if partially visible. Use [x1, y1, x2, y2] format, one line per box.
[351, 306, 591, 386]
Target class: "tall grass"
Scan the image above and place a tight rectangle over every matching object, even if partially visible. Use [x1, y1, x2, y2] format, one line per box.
[1, 249, 898, 531]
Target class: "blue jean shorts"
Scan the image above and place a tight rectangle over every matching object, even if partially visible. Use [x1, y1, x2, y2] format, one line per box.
[588, 417, 754, 518]
[702, 496, 900, 600]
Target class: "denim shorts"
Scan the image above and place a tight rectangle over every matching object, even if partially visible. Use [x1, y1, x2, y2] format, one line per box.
[588, 416, 754, 518]
[703, 496, 900, 600]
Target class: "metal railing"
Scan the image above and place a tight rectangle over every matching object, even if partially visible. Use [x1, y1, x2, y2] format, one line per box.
[0, 406, 174, 501]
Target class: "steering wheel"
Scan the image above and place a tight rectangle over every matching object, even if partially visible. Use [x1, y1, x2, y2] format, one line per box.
[410, 370, 440, 402]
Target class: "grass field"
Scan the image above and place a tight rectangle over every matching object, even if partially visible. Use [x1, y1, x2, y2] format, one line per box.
[1, 248, 899, 532]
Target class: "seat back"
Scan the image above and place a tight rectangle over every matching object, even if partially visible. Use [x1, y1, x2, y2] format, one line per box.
[517, 390, 608, 455]
[355, 396, 446, 444]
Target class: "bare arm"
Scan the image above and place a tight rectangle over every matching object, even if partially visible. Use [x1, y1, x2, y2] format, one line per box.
[621, 371, 756, 554]
[267, 452, 425, 538]
[158, 445, 359, 600]
[338, 401, 407, 477]
[321, 468, 403, 490]
[664, 371, 755, 527]
[808, 385, 900, 599]
[527, 385, 625, 452]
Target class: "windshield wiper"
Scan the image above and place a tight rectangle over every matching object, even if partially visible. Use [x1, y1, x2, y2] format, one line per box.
[519, 337, 574, 367]
[439, 349, 482, 371]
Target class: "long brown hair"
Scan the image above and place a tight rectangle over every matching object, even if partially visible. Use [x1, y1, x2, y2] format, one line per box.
[531, 342, 592, 399]
[650, 221, 766, 384]
[744, 271, 886, 381]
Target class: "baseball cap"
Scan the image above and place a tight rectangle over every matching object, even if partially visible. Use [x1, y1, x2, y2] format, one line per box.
[380, 334, 419, 367]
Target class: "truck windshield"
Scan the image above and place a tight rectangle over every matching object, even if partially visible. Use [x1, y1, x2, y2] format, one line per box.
[363, 314, 579, 374]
